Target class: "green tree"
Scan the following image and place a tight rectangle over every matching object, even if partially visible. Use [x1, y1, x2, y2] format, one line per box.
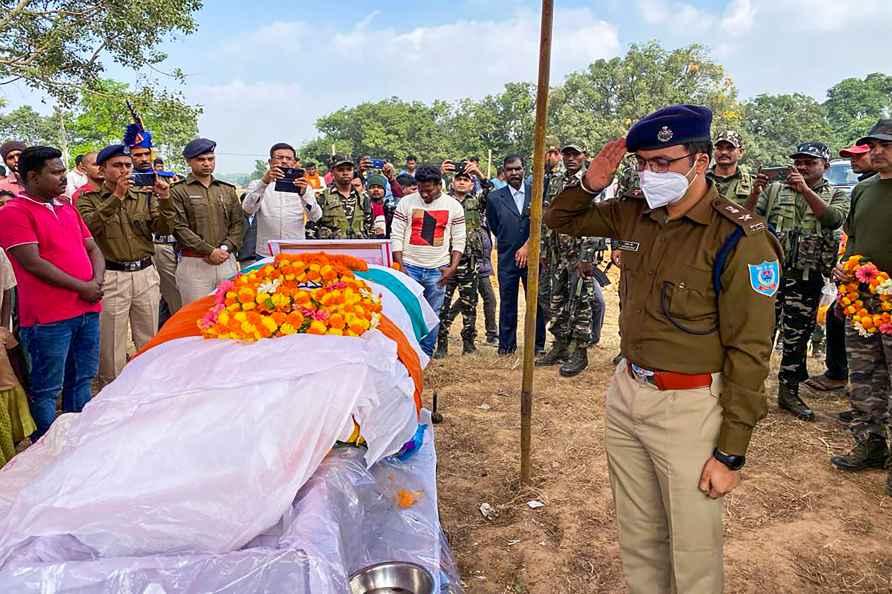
[251, 159, 267, 181]
[0, 104, 61, 145]
[0, 1, 202, 102]
[449, 82, 538, 161]
[742, 94, 832, 165]
[68, 79, 201, 169]
[549, 41, 742, 155]
[824, 73, 892, 146]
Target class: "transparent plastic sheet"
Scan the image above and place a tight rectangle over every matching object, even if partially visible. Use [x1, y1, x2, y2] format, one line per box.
[0, 410, 462, 593]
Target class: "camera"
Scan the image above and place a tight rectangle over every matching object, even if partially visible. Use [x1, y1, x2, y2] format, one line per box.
[453, 160, 468, 176]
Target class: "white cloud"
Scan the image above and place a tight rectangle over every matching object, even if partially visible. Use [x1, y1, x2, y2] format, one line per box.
[720, 0, 756, 36]
[637, 0, 716, 31]
[196, 8, 620, 171]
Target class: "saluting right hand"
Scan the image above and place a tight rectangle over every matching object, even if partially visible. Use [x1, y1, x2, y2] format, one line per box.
[114, 175, 134, 200]
[262, 166, 284, 185]
[583, 138, 626, 193]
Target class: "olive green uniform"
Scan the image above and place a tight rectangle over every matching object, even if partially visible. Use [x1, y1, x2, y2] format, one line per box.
[707, 165, 753, 206]
[78, 185, 175, 386]
[170, 174, 243, 305]
[314, 186, 372, 239]
[546, 183, 781, 594]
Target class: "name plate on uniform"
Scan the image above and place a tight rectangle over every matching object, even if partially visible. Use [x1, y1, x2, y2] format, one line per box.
[267, 239, 393, 267]
[616, 240, 640, 252]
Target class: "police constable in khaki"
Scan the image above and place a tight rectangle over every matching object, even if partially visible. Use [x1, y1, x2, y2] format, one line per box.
[545, 105, 781, 594]
[170, 138, 243, 305]
[77, 144, 174, 387]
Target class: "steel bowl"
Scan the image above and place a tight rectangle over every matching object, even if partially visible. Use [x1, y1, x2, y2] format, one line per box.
[348, 561, 435, 594]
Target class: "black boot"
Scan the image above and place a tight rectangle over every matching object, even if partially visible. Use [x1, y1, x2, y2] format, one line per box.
[433, 339, 448, 359]
[837, 409, 857, 423]
[559, 347, 588, 377]
[462, 338, 477, 355]
[831, 435, 889, 471]
[535, 339, 569, 367]
[777, 383, 815, 421]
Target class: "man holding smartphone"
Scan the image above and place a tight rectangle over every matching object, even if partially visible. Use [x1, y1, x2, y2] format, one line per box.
[242, 142, 322, 258]
[76, 144, 174, 388]
[750, 141, 850, 421]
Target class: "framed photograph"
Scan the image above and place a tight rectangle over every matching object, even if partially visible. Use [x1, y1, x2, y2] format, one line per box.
[267, 239, 393, 267]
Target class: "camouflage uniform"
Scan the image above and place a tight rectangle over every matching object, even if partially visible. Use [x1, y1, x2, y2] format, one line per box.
[543, 168, 599, 347]
[755, 149, 850, 391]
[708, 130, 754, 207]
[314, 185, 372, 239]
[437, 189, 486, 347]
[846, 324, 892, 443]
[538, 161, 566, 321]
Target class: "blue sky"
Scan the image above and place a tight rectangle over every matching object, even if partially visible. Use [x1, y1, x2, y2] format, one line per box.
[5, 0, 890, 172]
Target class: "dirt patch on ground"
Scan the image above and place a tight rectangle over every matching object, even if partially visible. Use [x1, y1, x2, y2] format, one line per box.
[429, 276, 892, 593]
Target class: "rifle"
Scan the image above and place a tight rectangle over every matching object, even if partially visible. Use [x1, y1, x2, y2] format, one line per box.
[591, 246, 611, 288]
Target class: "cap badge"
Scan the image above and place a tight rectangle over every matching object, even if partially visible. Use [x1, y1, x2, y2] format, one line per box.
[657, 126, 674, 143]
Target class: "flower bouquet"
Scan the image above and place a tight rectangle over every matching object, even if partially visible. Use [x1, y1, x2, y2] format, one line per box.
[837, 255, 892, 336]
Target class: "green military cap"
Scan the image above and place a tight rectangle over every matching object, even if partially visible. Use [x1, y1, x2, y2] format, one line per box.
[714, 130, 744, 149]
[545, 135, 561, 151]
[330, 154, 354, 168]
[560, 140, 586, 154]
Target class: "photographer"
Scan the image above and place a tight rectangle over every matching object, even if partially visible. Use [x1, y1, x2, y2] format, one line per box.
[77, 144, 174, 388]
[242, 142, 322, 258]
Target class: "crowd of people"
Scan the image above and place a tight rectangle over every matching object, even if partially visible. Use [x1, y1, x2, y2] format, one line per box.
[0, 101, 889, 593]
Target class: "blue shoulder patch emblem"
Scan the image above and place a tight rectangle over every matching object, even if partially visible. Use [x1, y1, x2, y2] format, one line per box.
[748, 260, 780, 297]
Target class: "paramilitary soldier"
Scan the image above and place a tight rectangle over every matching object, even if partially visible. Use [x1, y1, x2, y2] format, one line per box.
[170, 138, 244, 306]
[536, 140, 601, 377]
[77, 144, 174, 387]
[545, 105, 781, 594]
[315, 155, 372, 239]
[749, 141, 850, 421]
[434, 161, 491, 357]
[707, 130, 754, 206]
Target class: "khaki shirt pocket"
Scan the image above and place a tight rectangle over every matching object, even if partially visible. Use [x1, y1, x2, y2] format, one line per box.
[190, 197, 210, 230]
[660, 267, 718, 335]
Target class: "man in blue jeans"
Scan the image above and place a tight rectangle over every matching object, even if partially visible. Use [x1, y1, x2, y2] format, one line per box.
[390, 166, 466, 356]
[0, 146, 104, 439]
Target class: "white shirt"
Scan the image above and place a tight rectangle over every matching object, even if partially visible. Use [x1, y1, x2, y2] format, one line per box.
[242, 180, 323, 257]
[509, 184, 525, 214]
[65, 169, 88, 198]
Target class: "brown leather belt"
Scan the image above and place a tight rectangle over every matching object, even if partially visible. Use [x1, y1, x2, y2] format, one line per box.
[627, 361, 712, 391]
[180, 249, 210, 258]
[105, 257, 153, 272]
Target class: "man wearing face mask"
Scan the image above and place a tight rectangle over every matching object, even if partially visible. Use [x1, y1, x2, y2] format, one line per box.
[545, 105, 781, 594]
[749, 142, 849, 422]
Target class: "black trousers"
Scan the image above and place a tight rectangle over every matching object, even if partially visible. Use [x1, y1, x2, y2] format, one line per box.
[824, 299, 848, 380]
[497, 266, 546, 352]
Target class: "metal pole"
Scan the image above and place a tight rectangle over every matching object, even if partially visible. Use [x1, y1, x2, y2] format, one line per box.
[520, 0, 554, 486]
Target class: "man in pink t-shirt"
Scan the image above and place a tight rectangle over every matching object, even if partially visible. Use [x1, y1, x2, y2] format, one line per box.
[0, 146, 106, 440]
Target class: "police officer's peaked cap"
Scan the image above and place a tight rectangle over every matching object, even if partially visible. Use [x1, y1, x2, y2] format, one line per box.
[183, 138, 216, 160]
[626, 105, 713, 152]
[790, 141, 831, 161]
[97, 144, 130, 166]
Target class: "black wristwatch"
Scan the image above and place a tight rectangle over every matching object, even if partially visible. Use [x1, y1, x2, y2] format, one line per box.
[712, 448, 745, 471]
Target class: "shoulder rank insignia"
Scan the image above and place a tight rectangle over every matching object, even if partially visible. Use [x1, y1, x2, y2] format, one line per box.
[713, 198, 766, 235]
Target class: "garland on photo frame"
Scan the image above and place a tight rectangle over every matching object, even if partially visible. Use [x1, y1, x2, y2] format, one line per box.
[837, 255, 892, 337]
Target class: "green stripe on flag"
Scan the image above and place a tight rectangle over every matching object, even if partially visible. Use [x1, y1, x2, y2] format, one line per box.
[356, 268, 429, 342]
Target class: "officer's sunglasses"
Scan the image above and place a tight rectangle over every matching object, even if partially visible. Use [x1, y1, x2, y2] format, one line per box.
[634, 153, 693, 173]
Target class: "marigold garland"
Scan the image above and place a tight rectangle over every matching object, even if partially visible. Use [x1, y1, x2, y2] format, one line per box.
[198, 253, 383, 341]
[837, 255, 892, 337]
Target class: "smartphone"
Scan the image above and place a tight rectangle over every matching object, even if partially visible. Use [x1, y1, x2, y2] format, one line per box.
[131, 172, 156, 186]
[370, 158, 385, 169]
[275, 167, 305, 193]
[759, 166, 790, 183]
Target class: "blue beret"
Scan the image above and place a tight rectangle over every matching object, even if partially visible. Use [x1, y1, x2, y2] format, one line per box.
[124, 124, 153, 149]
[626, 104, 713, 152]
[182, 138, 216, 160]
[97, 144, 130, 166]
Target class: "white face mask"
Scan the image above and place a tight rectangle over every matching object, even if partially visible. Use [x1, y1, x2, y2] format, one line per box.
[639, 162, 697, 210]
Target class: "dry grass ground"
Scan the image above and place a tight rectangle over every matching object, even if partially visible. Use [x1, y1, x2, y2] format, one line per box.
[429, 272, 892, 593]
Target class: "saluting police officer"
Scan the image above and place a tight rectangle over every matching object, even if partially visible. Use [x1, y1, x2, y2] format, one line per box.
[546, 105, 781, 594]
[77, 144, 175, 387]
[170, 138, 243, 305]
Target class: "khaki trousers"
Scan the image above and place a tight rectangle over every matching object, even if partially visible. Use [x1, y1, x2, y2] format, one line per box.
[98, 266, 161, 386]
[175, 255, 239, 307]
[152, 243, 181, 314]
[605, 362, 725, 594]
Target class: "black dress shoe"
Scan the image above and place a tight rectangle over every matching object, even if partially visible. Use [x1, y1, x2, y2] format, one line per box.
[497, 347, 516, 356]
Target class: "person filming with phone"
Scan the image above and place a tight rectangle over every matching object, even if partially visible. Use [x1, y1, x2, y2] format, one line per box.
[748, 141, 850, 422]
[76, 143, 175, 389]
[242, 142, 323, 258]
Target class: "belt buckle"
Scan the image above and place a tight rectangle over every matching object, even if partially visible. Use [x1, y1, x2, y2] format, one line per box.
[126, 261, 138, 272]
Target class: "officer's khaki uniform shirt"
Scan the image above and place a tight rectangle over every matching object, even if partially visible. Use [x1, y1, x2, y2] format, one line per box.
[546, 184, 782, 455]
[170, 174, 244, 255]
[77, 185, 175, 261]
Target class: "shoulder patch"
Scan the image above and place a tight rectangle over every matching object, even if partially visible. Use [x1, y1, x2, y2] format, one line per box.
[712, 197, 765, 236]
[748, 260, 780, 297]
